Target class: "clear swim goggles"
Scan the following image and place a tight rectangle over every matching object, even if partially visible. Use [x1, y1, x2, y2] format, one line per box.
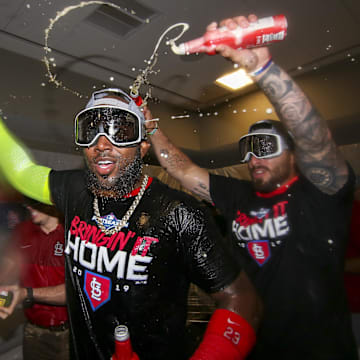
[74, 88, 145, 147]
[238, 133, 285, 163]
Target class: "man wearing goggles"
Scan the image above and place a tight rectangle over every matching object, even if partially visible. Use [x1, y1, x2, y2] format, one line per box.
[0, 85, 262, 360]
[236, 119, 296, 193]
[73, 88, 151, 199]
[145, 14, 357, 360]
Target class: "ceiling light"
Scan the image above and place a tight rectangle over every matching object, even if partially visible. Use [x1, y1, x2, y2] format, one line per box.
[215, 69, 253, 91]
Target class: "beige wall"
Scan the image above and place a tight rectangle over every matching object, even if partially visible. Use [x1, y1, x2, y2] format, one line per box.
[194, 59, 360, 150]
[149, 101, 201, 150]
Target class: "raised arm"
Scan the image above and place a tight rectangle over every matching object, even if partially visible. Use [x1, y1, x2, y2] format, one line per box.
[216, 15, 348, 195]
[144, 108, 212, 202]
[256, 63, 348, 194]
[191, 270, 262, 359]
[0, 117, 52, 204]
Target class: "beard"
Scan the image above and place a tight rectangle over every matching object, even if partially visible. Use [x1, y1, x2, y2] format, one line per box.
[252, 173, 282, 193]
[250, 161, 294, 193]
[86, 147, 143, 199]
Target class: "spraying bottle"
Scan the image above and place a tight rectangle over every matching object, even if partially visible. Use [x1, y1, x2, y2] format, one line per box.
[171, 15, 287, 55]
[111, 325, 139, 360]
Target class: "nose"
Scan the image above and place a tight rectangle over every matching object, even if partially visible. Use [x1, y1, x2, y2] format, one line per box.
[93, 135, 113, 151]
[248, 155, 262, 166]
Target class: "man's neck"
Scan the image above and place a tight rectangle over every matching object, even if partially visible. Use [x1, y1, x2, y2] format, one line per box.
[40, 216, 59, 234]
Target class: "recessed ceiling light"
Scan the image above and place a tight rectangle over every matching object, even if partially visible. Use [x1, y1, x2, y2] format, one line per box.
[215, 69, 253, 91]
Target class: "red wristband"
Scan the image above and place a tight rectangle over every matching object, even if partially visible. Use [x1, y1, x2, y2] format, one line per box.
[190, 309, 256, 360]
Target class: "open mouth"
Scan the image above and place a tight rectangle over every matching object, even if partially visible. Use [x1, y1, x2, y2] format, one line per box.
[95, 159, 115, 176]
[251, 167, 268, 178]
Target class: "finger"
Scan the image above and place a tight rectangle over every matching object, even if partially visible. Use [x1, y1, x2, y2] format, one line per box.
[7, 302, 17, 315]
[143, 107, 153, 121]
[219, 18, 238, 29]
[248, 14, 258, 23]
[206, 21, 218, 32]
[0, 308, 11, 319]
[223, 16, 249, 29]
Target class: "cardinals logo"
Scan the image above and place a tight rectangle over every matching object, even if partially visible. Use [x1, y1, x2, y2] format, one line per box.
[84, 270, 112, 311]
[247, 240, 271, 266]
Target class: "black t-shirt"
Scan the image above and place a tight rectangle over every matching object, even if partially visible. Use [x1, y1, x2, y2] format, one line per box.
[210, 169, 357, 360]
[50, 170, 240, 360]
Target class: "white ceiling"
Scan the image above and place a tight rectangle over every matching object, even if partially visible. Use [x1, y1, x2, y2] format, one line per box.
[0, 0, 359, 166]
[1, 0, 360, 107]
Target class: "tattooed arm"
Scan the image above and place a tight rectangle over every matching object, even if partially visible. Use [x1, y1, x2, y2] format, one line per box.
[256, 65, 348, 194]
[216, 15, 348, 195]
[144, 108, 212, 202]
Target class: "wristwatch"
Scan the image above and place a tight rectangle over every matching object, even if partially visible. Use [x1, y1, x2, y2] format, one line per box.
[23, 287, 34, 308]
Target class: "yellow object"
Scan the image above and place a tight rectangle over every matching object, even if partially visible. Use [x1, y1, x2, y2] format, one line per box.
[0, 117, 52, 205]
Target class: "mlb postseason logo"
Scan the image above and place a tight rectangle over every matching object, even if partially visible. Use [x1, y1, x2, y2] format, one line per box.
[84, 270, 111, 311]
[92, 212, 128, 231]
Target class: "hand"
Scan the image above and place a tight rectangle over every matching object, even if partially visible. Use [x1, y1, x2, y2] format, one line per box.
[143, 106, 158, 136]
[209, 14, 272, 73]
[0, 284, 24, 319]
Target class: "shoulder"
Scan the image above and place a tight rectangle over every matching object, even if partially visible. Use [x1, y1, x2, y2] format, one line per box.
[50, 169, 85, 181]
[13, 220, 37, 238]
[149, 178, 211, 224]
[209, 173, 253, 209]
[50, 169, 87, 192]
[50, 169, 88, 211]
[15, 219, 33, 230]
[210, 173, 251, 189]
[150, 178, 200, 204]
[54, 223, 65, 234]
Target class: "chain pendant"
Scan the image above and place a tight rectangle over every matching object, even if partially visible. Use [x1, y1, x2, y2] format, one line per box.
[93, 175, 149, 236]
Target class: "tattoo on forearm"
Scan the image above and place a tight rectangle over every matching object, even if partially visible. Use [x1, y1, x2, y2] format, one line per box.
[258, 63, 348, 194]
[160, 148, 189, 171]
[193, 182, 211, 202]
[258, 65, 292, 100]
[259, 65, 328, 145]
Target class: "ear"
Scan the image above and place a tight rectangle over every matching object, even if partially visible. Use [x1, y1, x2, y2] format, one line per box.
[140, 141, 151, 158]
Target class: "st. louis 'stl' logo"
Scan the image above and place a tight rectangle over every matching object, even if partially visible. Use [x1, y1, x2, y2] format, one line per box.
[84, 270, 111, 311]
[247, 240, 271, 266]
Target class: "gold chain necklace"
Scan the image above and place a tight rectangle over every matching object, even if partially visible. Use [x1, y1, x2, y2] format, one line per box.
[93, 175, 149, 235]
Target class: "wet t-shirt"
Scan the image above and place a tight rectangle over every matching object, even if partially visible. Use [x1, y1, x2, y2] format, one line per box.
[210, 168, 358, 359]
[50, 170, 239, 360]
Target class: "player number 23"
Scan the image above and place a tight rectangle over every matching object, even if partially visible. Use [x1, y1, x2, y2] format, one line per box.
[224, 326, 241, 345]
